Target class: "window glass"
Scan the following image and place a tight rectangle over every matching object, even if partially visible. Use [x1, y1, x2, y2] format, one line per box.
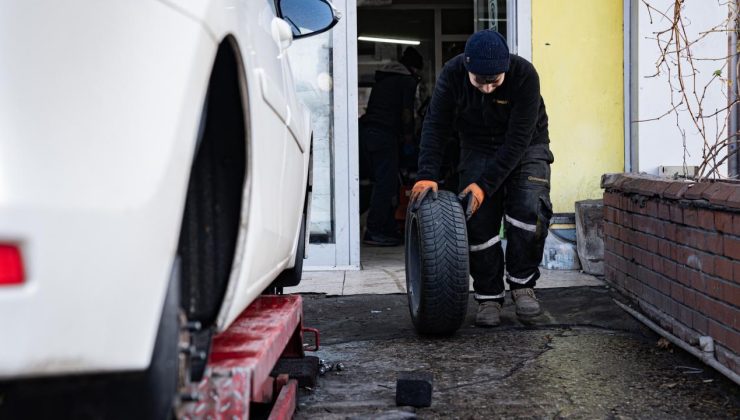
[442, 41, 466, 65]
[475, 0, 507, 35]
[441, 9, 474, 35]
[288, 32, 335, 243]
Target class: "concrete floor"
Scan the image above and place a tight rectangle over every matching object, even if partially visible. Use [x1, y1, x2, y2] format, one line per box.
[290, 245, 604, 296]
[287, 245, 738, 418]
[289, 287, 740, 419]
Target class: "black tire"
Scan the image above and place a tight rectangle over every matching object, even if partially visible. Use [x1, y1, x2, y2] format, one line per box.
[405, 190, 470, 335]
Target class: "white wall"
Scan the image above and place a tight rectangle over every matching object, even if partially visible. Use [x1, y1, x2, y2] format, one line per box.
[635, 0, 730, 177]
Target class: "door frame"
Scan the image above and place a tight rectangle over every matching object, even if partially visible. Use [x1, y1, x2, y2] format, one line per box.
[305, 0, 530, 270]
[305, 0, 361, 270]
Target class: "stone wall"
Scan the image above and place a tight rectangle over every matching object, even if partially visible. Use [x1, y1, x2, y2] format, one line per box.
[602, 174, 740, 374]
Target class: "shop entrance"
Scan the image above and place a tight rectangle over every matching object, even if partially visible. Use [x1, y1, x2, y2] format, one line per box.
[356, 0, 510, 268]
[301, 0, 519, 271]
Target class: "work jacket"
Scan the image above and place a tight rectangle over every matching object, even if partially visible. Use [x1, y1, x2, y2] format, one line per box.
[417, 53, 549, 196]
[360, 61, 419, 142]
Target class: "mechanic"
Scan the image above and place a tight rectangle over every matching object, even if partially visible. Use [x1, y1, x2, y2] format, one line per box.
[360, 47, 423, 246]
[409, 29, 553, 327]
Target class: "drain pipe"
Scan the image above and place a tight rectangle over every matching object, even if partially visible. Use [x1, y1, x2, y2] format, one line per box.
[613, 299, 740, 386]
[729, 7, 739, 178]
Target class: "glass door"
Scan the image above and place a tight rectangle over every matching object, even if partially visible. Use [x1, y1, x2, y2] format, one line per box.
[289, 32, 336, 246]
[474, 0, 518, 54]
[295, 0, 361, 270]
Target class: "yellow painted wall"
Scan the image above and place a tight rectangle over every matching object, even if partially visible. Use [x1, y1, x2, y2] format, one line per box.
[532, 0, 624, 213]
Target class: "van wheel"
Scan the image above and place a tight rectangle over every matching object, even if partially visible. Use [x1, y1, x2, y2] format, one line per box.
[405, 190, 469, 335]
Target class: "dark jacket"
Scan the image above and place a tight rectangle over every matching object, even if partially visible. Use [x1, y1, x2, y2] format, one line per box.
[360, 62, 419, 140]
[417, 54, 549, 196]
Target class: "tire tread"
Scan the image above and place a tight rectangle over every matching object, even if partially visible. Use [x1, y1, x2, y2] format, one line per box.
[405, 190, 469, 335]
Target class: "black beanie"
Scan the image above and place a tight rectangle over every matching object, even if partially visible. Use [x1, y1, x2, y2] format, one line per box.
[401, 47, 423, 70]
[464, 30, 510, 76]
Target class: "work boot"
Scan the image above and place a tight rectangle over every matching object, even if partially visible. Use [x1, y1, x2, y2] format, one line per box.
[511, 288, 542, 318]
[362, 231, 401, 247]
[475, 301, 502, 327]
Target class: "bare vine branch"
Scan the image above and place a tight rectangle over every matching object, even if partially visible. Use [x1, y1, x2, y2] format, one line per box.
[639, 0, 739, 180]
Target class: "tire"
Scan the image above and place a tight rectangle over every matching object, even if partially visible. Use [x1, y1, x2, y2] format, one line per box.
[405, 190, 470, 335]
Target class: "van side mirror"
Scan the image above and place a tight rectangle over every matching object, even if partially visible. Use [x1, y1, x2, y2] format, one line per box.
[277, 0, 341, 39]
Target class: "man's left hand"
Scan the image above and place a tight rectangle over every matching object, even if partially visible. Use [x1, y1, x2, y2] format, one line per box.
[458, 183, 485, 219]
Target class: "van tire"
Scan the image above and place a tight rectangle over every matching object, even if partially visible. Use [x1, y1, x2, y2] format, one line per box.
[405, 190, 470, 335]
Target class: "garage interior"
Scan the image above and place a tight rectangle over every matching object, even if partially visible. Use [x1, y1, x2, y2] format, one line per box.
[356, 0, 505, 263]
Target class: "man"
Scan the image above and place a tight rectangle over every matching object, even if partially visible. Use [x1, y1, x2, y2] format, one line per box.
[410, 30, 553, 327]
[360, 47, 423, 246]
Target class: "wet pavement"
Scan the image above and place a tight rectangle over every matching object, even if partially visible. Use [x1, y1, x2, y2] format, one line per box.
[294, 286, 739, 419]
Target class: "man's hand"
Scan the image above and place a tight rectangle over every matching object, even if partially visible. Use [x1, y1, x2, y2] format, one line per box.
[409, 180, 438, 211]
[458, 183, 485, 220]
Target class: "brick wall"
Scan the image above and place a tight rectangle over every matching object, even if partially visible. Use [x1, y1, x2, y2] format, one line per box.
[602, 174, 740, 375]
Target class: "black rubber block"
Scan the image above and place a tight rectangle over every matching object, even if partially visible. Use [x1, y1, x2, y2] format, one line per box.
[270, 356, 320, 388]
[395, 371, 433, 407]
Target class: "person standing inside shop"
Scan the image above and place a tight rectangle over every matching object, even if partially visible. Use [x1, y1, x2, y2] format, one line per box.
[410, 30, 554, 326]
[360, 47, 424, 246]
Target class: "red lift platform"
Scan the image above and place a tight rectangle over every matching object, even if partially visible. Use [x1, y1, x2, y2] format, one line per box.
[180, 295, 318, 420]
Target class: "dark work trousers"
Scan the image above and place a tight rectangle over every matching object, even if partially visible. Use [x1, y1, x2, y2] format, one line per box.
[360, 123, 400, 237]
[460, 143, 554, 303]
